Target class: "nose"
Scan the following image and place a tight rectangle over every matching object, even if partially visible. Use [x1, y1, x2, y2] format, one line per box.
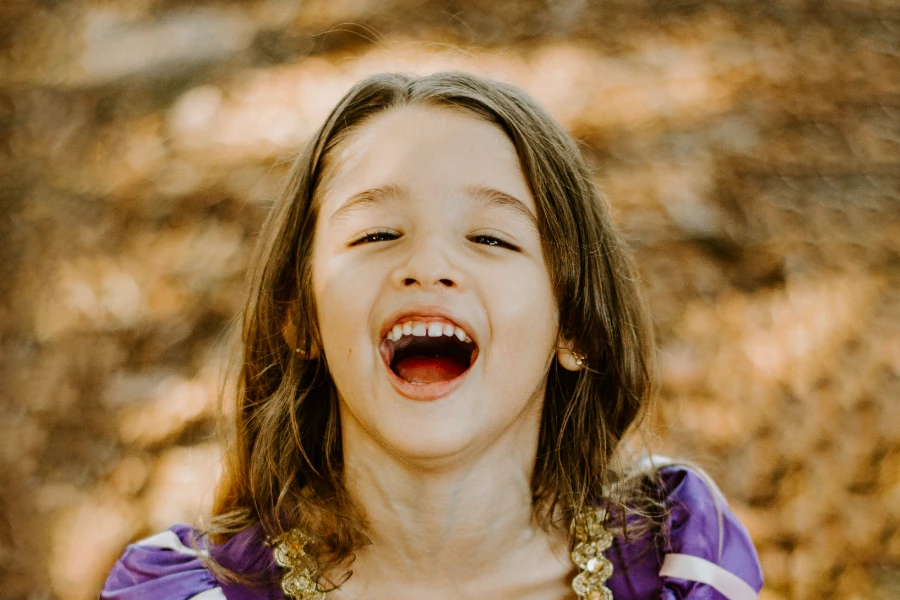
[391, 237, 463, 290]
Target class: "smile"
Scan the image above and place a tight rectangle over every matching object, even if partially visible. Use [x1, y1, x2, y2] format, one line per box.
[378, 315, 479, 401]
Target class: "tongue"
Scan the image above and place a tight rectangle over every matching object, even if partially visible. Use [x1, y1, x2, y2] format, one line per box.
[395, 355, 469, 384]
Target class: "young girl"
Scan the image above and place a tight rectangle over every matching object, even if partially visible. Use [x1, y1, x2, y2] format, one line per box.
[102, 72, 762, 600]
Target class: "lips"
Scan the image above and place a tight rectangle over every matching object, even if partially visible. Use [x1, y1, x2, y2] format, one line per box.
[378, 311, 479, 400]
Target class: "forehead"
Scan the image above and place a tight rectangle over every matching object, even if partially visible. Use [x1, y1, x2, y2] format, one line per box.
[318, 105, 535, 214]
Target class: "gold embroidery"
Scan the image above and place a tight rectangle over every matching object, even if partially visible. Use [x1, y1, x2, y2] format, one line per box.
[271, 528, 326, 600]
[570, 507, 615, 600]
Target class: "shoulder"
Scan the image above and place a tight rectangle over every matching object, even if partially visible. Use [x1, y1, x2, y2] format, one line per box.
[656, 464, 763, 591]
[101, 524, 279, 600]
[607, 461, 764, 600]
[100, 525, 225, 600]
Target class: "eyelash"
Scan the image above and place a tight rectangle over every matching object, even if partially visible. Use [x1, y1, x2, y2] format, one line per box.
[348, 230, 400, 246]
[348, 231, 520, 252]
[467, 234, 520, 251]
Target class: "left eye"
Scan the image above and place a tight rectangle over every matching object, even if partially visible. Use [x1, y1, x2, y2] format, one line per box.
[469, 235, 519, 251]
[349, 230, 400, 246]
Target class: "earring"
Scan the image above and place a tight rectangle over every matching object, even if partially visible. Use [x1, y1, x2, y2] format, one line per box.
[558, 349, 587, 371]
[293, 345, 319, 360]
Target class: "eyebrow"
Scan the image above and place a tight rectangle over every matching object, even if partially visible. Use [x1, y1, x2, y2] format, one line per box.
[329, 184, 406, 222]
[328, 183, 538, 228]
[465, 184, 538, 230]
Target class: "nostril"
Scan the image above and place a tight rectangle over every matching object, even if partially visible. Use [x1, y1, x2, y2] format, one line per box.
[402, 278, 455, 287]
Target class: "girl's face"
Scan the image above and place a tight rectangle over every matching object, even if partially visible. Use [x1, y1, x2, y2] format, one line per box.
[311, 105, 560, 464]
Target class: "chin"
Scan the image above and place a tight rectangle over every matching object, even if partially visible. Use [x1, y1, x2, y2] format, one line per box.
[338, 390, 496, 468]
[354, 385, 542, 471]
[388, 401, 488, 459]
[386, 431, 481, 466]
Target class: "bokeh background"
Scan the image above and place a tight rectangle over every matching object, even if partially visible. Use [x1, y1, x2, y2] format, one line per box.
[1, 1, 898, 599]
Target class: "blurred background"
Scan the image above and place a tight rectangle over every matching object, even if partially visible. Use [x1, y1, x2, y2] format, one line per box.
[1, 0, 898, 599]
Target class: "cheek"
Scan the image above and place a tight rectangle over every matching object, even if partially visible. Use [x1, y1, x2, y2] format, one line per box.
[315, 271, 363, 351]
[483, 261, 559, 365]
[311, 245, 370, 359]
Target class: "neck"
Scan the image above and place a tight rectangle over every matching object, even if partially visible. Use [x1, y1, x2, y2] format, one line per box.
[337, 407, 570, 592]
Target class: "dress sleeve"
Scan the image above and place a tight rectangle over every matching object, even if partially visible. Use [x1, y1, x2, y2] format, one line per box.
[656, 466, 763, 600]
[100, 525, 226, 600]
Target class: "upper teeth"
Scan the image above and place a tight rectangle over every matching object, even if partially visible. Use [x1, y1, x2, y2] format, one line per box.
[386, 320, 471, 343]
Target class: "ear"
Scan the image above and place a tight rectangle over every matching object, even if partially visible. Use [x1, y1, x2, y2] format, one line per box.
[282, 307, 319, 359]
[556, 336, 586, 372]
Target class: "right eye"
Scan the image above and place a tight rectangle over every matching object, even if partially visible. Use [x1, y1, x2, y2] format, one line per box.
[348, 230, 400, 246]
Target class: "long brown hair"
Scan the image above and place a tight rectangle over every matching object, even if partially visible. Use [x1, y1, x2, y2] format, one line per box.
[206, 71, 657, 585]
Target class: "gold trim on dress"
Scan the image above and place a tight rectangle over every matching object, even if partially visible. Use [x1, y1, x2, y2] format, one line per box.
[570, 507, 615, 600]
[271, 528, 326, 600]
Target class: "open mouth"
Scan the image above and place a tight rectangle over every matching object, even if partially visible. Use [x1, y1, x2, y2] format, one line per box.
[380, 320, 478, 386]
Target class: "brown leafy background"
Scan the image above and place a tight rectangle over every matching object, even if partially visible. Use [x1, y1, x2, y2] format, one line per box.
[1, 1, 898, 599]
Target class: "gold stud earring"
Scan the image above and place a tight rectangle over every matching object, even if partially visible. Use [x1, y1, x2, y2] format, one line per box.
[294, 346, 319, 360]
[558, 349, 586, 371]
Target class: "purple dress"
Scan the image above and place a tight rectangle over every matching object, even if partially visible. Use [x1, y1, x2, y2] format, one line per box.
[101, 466, 763, 600]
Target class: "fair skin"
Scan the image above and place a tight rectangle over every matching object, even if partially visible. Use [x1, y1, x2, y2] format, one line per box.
[310, 105, 580, 599]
